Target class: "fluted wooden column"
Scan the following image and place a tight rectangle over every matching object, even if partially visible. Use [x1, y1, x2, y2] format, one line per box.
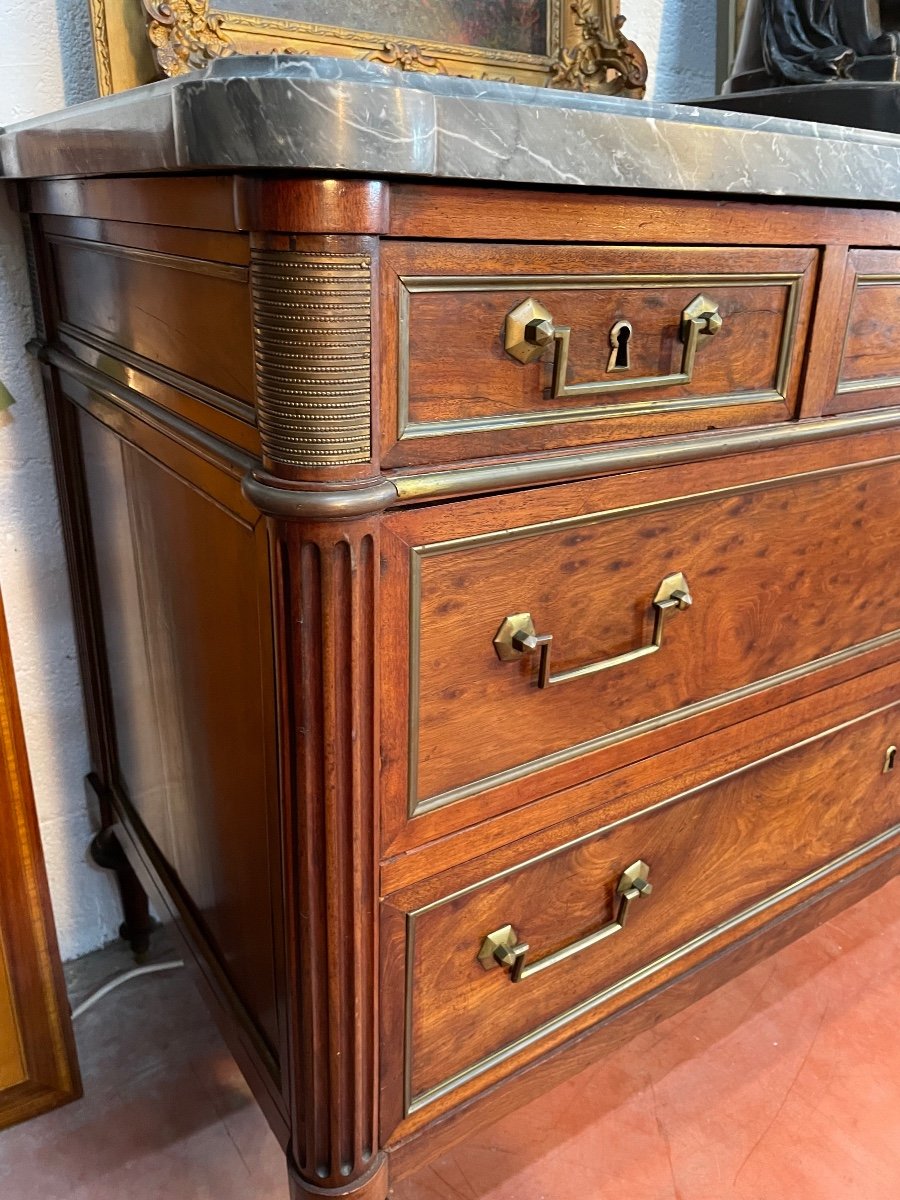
[244, 217, 391, 1200]
[276, 513, 385, 1200]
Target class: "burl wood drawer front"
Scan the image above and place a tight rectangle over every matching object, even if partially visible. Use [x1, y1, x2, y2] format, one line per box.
[388, 454, 900, 816]
[380, 243, 816, 466]
[829, 249, 900, 415]
[402, 703, 900, 1113]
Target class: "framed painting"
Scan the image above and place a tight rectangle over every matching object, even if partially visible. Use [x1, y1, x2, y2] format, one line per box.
[88, 0, 647, 99]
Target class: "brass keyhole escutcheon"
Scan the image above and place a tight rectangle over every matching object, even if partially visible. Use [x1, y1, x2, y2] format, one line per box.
[884, 744, 898, 774]
[607, 320, 633, 372]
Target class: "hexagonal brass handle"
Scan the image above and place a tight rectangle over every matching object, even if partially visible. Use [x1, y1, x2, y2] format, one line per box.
[493, 572, 692, 689]
[504, 293, 722, 400]
[478, 861, 653, 984]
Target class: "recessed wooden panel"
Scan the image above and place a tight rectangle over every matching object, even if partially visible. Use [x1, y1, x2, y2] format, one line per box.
[49, 235, 255, 403]
[393, 455, 900, 814]
[78, 410, 281, 1060]
[829, 249, 900, 415]
[380, 242, 816, 466]
[403, 702, 900, 1110]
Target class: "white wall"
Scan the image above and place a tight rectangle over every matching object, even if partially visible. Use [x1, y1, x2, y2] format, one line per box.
[0, 1, 717, 962]
[628, 0, 719, 102]
[0, 2, 122, 960]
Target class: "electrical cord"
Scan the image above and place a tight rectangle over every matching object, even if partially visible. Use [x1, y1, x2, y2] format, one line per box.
[71, 960, 185, 1019]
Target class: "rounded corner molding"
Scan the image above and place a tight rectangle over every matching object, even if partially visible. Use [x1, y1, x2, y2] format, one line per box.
[241, 471, 399, 521]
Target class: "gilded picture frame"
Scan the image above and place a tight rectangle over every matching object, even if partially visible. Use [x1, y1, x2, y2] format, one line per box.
[87, 0, 647, 99]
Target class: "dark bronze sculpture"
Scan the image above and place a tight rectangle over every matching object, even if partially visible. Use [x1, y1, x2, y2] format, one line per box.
[728, 0, 900, 92]
[698, 0, 900, 134]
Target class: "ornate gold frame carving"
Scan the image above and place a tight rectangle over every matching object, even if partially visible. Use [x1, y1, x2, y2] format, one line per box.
[88, 0, 646, 97]
[144, 0, 234, 77]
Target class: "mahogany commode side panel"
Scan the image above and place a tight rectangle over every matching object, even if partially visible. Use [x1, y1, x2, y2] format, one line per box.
[14, 168, 900, 1200]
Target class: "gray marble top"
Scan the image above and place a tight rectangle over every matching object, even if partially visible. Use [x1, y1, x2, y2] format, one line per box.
[3, 55, 900, 204]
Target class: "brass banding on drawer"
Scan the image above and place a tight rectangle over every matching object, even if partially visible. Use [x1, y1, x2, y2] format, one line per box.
[396, 457, 900, 815]
[828, 250, 900, 416]
[400, 703, 900, 1114]
[380, 242, 817, 467]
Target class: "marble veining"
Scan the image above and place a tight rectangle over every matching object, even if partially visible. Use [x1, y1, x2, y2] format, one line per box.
[3, 55, 900, 204]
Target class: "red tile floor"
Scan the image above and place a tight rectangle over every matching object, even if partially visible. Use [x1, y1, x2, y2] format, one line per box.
[3, 876, 900, 1199]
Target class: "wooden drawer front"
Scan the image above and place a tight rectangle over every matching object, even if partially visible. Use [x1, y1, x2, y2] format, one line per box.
[396, 456, 900, 814]
[403, 704, 900, 1112]
[829, 250, 900, 415]
[381, 243, 815, 466]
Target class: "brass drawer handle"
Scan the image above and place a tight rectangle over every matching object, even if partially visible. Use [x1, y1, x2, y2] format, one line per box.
[493, 571, 692, 689]
[478, 860, 653, 984]
[504, 293, 722, 400]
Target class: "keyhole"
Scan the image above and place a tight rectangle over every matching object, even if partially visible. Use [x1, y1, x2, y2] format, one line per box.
[884, 745, 897, 774]
[608, 320, 633, 372]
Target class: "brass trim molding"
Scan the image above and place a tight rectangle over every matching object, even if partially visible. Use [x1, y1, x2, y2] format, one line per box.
[405, 454, 900, 815]
[29, 335, 900, 517]
[242, 471, 399, 521]
[403, 700, 900, 1113]
[396, 272, 803, 441]
[836, 273, 900, 396]
[55, 323, 255, 427]
[250, 248, 373, 469]
[33, 342, 257, 483]
[390, 406, 900, 503]
[838, 376, 900, 395]
[407, 823, 900, 1113]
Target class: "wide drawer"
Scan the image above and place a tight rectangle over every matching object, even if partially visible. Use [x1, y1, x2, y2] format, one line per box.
[388, 453, 900, 815]
[402, 701, 900, 1113]
[380, 243, 816, 466]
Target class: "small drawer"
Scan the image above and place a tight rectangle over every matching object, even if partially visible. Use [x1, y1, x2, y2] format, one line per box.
[828, 249, 900, 415]
[385, 454, 900, 815]
[380, 243, 816, 466]
[401, 703, 900, 1113]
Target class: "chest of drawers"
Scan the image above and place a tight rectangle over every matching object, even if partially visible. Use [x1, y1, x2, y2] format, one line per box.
[5, 60, 900, 1198]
